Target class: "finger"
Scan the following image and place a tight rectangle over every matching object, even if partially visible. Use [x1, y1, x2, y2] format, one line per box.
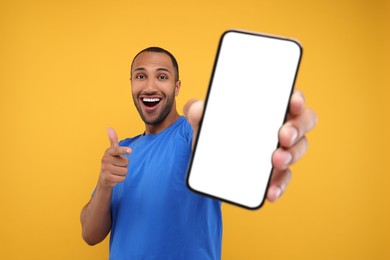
[267, 168, 292, 202]
[101, 172, 126, 186]
[107, 128, 119, 147]
[279, 108, 317, 147]
[287, 136, 308, 165]
[272, 136, 308, 170]
[107, 146, 132, 156]
[109, 175, 126, 183]
[111, 156, 129, 167]
[106, 164, 129, 176]
[288, 89, 305, 117]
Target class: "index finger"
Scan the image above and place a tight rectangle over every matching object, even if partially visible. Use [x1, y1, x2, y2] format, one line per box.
[108, 146, 132, 156]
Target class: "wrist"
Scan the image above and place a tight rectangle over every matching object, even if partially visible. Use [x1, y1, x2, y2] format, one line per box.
[95, 180, 113, 195]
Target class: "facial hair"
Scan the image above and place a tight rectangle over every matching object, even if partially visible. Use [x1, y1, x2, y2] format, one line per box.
[133, 90, 175, 126]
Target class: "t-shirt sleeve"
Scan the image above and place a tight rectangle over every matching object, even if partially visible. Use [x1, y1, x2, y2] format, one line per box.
[182, 117, 193, 147]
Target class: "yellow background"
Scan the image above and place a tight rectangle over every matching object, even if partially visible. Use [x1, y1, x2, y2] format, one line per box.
[1, 0, 388, 259]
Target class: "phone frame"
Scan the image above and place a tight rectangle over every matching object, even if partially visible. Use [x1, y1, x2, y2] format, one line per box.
[186, 29, 303, 210]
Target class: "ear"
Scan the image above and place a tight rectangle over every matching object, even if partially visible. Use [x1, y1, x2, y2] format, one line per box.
[175, 80, 181, 96]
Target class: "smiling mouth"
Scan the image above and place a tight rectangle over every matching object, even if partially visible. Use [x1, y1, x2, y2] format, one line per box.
[142, 97, 161, 107]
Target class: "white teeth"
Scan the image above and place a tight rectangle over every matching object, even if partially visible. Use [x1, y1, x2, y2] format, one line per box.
[143, 98, 160, 102]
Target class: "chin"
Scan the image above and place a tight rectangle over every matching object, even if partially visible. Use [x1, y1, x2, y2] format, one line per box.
[141, 113, 165, 125]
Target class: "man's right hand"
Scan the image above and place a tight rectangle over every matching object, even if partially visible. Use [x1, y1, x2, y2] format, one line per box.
[99, 128, 132, 189]
[80, 127, 130, 245]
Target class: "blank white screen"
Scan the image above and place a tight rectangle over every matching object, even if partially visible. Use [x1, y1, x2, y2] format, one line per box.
[187, 30, 301, 209]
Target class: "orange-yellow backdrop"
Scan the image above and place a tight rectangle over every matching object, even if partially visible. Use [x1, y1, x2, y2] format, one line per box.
[1, 0, 388, 259]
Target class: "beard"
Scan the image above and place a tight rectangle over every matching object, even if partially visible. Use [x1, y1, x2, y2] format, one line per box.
[133, 91, 175, 126]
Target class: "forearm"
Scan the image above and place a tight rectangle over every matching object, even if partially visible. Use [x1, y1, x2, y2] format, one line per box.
[80, 182, 113, 245]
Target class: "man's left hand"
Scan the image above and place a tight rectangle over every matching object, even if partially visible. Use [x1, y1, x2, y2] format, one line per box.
[266, 89, 317, 202]
[184, 89, 317, 203]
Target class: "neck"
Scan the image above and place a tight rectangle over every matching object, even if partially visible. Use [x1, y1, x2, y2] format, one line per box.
[145, 110, 180, 134]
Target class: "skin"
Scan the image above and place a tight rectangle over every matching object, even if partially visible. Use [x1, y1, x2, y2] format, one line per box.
[80, 51, 317, 245]
[131, 52, 181, 134]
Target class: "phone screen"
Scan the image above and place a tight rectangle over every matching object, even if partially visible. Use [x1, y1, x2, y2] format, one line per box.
[186, 30, 302, 209]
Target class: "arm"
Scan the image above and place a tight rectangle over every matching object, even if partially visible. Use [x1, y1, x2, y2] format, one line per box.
[80, 128, 132, 245]
[183, 89, 317, 202]
[80, 183, 113, 245]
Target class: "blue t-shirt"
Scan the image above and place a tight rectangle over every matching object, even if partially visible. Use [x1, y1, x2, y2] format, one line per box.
[110, 116, 222, 260]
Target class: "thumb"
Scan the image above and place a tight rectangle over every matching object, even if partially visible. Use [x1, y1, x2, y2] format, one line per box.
[183, 99, 204, 129]
[107, 128, 119, 147]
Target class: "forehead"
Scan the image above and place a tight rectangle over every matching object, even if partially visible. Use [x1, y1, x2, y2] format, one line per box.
[132, 52, 174, 72]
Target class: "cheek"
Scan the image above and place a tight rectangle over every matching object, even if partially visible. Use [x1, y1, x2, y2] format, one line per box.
[131, 88, 139, 103]
[131, 83, 141, 95]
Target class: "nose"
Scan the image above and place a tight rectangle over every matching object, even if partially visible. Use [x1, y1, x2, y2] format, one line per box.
[144, 78, 157, 93]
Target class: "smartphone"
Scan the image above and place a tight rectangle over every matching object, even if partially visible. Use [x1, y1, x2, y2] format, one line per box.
[186, 29, 302, 209]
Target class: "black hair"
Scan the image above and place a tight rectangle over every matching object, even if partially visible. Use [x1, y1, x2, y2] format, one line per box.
[131, 47, 179, 81]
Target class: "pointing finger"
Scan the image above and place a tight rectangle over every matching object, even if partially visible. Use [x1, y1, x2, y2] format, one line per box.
[108, 146, 132, 156]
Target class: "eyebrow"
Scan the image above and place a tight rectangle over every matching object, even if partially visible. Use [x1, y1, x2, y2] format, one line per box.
[132, 67, 172, 74]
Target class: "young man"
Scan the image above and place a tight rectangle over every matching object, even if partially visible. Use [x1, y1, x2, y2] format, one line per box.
[80, 47, 317, 259]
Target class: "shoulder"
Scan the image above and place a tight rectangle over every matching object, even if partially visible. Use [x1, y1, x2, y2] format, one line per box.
[118, 134, 142, 147]
[177, 116, 193, 133]
[174, 116, 193, 143]
[117, 116, 193, 146]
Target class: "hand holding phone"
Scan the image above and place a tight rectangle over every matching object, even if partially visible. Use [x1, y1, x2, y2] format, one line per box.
[186, 30, 302, 209]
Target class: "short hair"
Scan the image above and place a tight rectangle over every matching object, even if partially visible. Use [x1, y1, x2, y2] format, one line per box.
[131, 47, 179, 81]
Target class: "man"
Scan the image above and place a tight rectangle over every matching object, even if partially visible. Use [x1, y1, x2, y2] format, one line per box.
[80, 47, 317, 259]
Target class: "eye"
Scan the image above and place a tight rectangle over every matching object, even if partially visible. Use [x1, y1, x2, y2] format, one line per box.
[158, 74, 168, 80]
[135, 74, 146, 79]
